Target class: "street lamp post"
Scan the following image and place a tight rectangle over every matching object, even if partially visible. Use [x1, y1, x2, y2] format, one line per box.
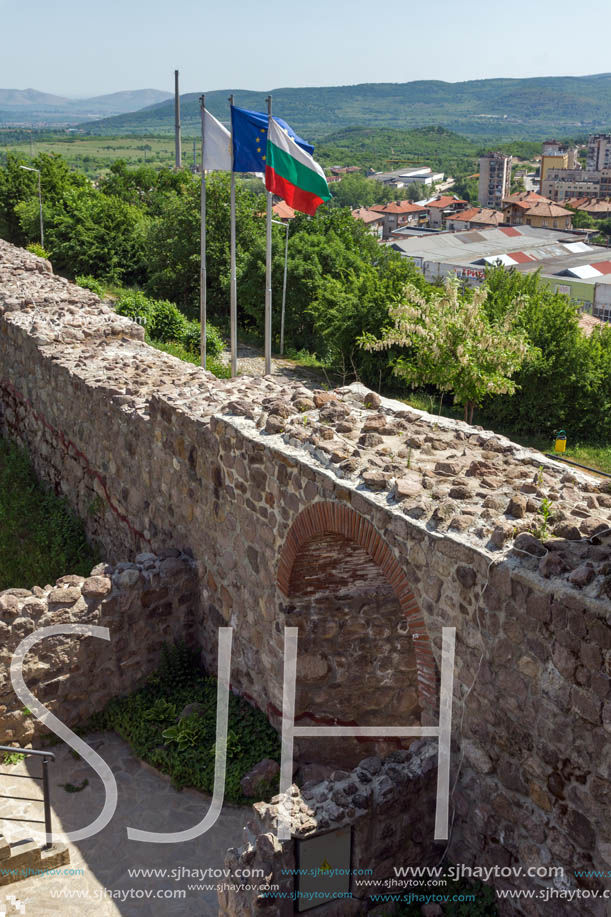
[271, 218, 290, 356]
[20, 165, 43, 248]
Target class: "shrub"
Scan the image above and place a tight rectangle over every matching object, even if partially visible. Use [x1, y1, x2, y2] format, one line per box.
[115, 291, 188, 342]
[182, 320, 224, 358]
[26, 242, 51, 260]
[147, 299, 187, 343]
[75, 274, 106, 298]
[115, 289, 153, 325]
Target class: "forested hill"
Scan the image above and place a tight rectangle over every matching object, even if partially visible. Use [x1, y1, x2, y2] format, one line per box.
[86, 73, 611, 140]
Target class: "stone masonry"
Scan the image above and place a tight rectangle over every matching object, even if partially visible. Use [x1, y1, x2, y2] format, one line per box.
[1, 240, 611, 911]
[0, 552, 198, 745]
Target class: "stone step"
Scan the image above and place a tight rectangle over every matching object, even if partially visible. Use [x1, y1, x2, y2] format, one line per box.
[0, 836, 69, 887]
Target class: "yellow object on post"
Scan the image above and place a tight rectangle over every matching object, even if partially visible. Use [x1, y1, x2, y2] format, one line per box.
[555, 430, 567, 453]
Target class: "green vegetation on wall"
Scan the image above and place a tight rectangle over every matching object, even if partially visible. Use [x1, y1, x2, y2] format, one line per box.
[0, 438, 99, 590]
[85, 643, 281, 804]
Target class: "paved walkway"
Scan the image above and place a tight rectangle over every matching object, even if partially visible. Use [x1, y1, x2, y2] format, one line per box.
[219, 341, 330, 389]
[0, 733, 247, 916]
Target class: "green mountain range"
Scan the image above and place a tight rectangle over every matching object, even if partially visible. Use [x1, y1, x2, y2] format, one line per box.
[83, 73, 611, 140]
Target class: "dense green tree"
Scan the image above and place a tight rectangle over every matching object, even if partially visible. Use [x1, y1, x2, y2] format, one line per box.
[327, 173, 413, 210]
[480, 267, 611, 440]
[16, 184, 149, 283]
[97, 160, 193, 214]
[144, 172, 263, 321]
[0, 152, 33, 244]
[0, 152, 84, 244]
[567, 208, 596, 229]
[238, 209, 424, 385]
[360, 278, 533, 422]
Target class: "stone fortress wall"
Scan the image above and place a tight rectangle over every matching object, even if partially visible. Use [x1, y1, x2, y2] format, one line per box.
[1, 240, 610, 912]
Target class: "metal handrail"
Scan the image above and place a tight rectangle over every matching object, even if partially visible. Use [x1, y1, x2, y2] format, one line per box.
[0, 746, 55, 848]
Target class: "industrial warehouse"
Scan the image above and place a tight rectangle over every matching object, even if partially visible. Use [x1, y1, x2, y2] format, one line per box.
[388, 225, 611, 321]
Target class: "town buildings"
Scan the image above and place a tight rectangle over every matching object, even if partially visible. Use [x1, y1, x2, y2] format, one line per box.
[369, 165, 445, 189]
[368, 200, 427, 238]
[502, 191, 548, 225]
[586, 134, 611, 171]
[445, 207, 504, 231]
[542, 169, 607, 202]
[540, 140, 578, 182]
[565, 197, 611, 217]
[478, 152, 512, 209]
[423, 195, 468, 229]
[387, 225, 611, 320]
[540, 133, 611, 201]
[519, 200, 573, 230]
[351, 207, 385, 237]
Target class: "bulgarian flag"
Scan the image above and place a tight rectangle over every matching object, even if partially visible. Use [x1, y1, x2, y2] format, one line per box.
[265, 117, 331, 215]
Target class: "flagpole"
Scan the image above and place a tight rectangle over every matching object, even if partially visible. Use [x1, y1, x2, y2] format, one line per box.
[280, 221, 289, 356]
[265, 95, 273, 375]
[229, 95, 238, 378]
[199, 94, 207, 370]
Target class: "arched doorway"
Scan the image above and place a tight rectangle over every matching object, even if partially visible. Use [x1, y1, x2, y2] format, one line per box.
[277, 501, 435, 767]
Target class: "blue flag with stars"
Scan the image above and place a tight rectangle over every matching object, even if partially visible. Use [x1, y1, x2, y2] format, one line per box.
[230, 106, 314, 173]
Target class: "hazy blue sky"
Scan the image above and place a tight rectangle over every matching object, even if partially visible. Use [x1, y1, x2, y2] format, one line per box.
[2, 0, 610, 96]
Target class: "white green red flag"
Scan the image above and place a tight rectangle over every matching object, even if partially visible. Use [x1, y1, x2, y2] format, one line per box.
[265, 117, 331, 215]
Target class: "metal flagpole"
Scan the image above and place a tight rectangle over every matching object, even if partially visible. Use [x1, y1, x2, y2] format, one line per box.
[199, 95, 207, 370]
[264, 95, 273, 375]
[229, 95, 238, 378]
[280, 221, 289, 355]
[174, 70, 182, 170]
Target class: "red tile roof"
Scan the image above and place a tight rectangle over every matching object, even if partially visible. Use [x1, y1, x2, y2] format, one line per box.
[370, 201, 426, 214]
[425, 196, 467, 209]
[580, 200, 611, 214]
[593, 260, 611, 274]
[272, 201, 296, 220]
[503, 191, 550, 204]
[525, 202, 572, 218]
[351, 208, 385, 224]
[449, 207, 504, 225]
[500, 227, 522, 237]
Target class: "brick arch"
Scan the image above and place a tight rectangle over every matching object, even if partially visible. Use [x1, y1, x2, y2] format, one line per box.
[277, 500, 436, 706]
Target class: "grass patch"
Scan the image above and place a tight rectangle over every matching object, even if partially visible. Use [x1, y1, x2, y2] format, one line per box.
[83, 643, 280, 805]
[514, 440, 611, 477]
[148, 338, 231, 378]
[0, 438, 99, 590]
[0, 751, 26, 766]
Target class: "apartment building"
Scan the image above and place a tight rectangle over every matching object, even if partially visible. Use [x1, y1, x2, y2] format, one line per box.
[478, 153, 512, 209]
[541, 169, 604, 202]
[540, 140, 579, 183]
[586, 134, 611, 171]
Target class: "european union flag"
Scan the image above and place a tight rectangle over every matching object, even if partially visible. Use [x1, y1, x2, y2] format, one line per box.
[230, 106, 314, 174]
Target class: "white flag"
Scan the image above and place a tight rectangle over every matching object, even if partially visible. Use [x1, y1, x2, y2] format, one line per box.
[203, 109, 232, 171]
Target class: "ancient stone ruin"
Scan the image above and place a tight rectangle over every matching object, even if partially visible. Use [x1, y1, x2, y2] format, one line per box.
[0, 240, 610, 914]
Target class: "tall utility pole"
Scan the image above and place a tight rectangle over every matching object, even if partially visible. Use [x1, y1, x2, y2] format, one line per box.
[199, 96, 207, 369]
[229, 95, 238, 378]
[174, 69, 182, 170]
[264, 95, 273, 375]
